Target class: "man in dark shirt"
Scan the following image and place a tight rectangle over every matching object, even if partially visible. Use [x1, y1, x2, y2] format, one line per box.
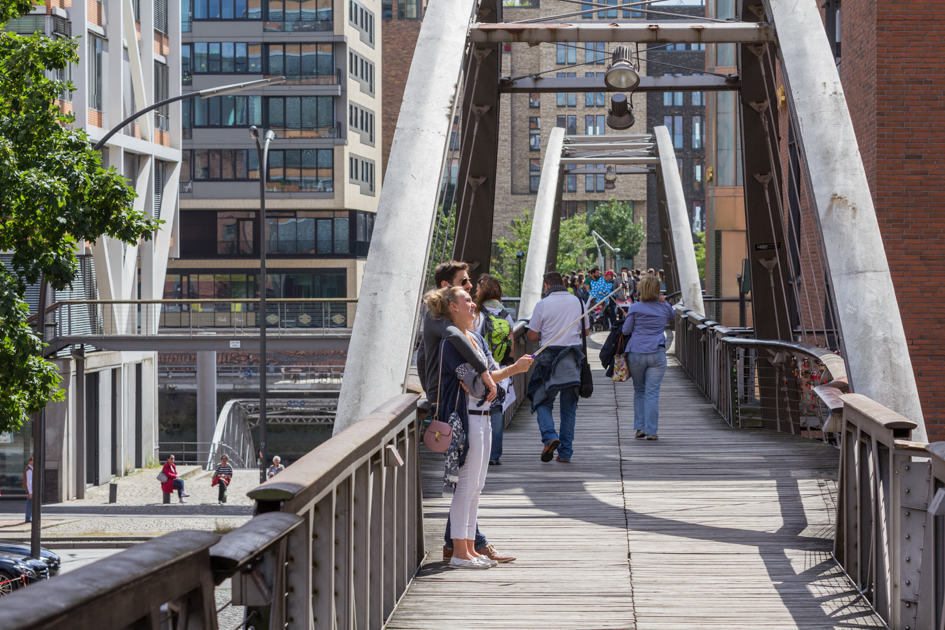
[417, 261, 515, 564]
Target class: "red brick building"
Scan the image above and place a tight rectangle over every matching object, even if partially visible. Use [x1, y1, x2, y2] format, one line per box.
[381, 0, 425, 175]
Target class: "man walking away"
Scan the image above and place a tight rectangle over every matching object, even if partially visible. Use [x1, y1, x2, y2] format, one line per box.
[527, 272, 589, 463]
[24, 457, 33, 523]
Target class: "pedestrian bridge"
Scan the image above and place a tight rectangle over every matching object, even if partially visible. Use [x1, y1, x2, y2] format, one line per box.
[3, 320, 941, 630]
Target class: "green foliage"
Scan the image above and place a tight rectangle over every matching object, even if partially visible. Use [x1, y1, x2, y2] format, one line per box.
[491, 210, 595, 296]
[586, 199, 645, 260]
[693, 232, 706, 283]
[0, 2, 158, 433]
[426, 208, 456, 288]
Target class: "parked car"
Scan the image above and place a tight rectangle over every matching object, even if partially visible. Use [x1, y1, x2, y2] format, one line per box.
[0, 554, 45, 597]
[0, 541, 60, 576]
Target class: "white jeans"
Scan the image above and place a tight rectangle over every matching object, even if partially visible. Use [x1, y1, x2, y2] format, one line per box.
[449, 413, 492, 540]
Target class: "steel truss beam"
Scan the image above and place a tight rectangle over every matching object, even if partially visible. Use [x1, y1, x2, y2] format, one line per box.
[560, 157, 660, 164]
[469, 21, 774, 44]
[453, 0, 503, 279]
[739, 0, 798, 432]
[498, 75, 739, 94]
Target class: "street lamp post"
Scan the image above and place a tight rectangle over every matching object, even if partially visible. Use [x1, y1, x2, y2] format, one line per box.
[28, 77, 285, 558]
[250, 126, 275, 484]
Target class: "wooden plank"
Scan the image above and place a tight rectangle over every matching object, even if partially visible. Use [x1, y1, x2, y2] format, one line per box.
[386, 335, 885, 629]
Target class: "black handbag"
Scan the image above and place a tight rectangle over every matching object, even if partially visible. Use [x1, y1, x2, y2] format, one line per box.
[578, 297, 594, 398]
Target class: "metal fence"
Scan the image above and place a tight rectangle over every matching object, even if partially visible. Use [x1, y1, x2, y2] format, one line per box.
[0, 393, 423, 630]
[673, 305, 847, 444]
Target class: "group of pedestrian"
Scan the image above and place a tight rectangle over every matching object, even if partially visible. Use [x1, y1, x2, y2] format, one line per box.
[158, 452, 285, 504]
[417, 261, 676, 571]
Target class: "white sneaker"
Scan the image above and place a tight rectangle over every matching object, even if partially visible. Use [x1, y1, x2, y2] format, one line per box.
[449, 557, 490, 569]
[179, 498, 186, 504]
[181, 492, 190, 498]
[473, 555, 498, 568]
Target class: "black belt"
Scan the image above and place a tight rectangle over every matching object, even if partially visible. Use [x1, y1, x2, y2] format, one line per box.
[468, 409, 491, 416]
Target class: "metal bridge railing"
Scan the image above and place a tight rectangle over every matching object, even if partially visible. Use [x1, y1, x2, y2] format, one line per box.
[673, 304, 945, 629]
[674, 305, 847, 444]
[0, 393, 422, 630]
[39, 298, 357, 341]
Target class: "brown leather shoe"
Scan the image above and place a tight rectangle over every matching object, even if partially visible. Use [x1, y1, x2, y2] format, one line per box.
[442, 546, 453, 561]
[541, 439, 560, 462]
[476, 544, 516, 563]
[555, 456, 570, 463]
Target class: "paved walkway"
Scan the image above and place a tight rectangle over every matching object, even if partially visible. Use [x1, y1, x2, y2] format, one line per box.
[387, 334, 884, 629]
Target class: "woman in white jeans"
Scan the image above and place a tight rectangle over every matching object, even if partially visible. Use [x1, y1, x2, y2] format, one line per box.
[425, 286, 533, 569]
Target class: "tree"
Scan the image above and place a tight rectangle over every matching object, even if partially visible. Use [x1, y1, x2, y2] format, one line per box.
[586, 199, 646, 261]
[693, 232, 706, 283]
[491, 209, 595, 297]
[0, 1, 158, 433]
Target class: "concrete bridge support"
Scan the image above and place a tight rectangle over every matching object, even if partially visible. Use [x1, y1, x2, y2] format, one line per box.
[197, 351, 216, 467]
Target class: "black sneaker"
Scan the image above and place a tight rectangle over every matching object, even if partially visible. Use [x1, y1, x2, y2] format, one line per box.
[541, 439, 560, 462]
[489, 460, 501, 466]
[635, 430, 646, 439]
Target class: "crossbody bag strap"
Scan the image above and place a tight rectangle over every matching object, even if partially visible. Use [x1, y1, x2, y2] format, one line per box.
[578, 295, 588, 356]
[435, 339, 445, 419]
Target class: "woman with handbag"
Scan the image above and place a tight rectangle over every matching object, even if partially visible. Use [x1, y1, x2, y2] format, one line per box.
[159, 455, 189, 503]
[621, 274, 675, 440]
[425, 286, 533, 569]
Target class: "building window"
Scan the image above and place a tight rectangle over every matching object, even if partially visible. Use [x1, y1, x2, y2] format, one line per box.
[194, 0, 264, 20]
[562, 170, 576, 193]
[692, 90, 704, 107]
[585, 114, 604, 136]
[556, 115, 577, 136]
[664, 115, 683, 149]
[556, 72, 576, 107]
[266, 96, 335, 138]
[692, 115, 703, 150]
[267, 149, 334, 192]
[529, 159, 541, 192]
[584, 73, 605, 107]
[87, 34, 103, 112]
[192, 95, 263, 127]
[529, 117, 541, 151]
[560, 200, 579, 218]
[266, 43, 334, 82]
[155, 0, 169, 32]
[154, 62, 170, 132]
[585, 164, 604, 192]
[692, 201, 704, 232]
[585, 42, 605, 64]
[182, 44, 192, 85]
[556, 43, 576, 65]
[693, 157, 703, 192]
[529, 93, 540, 108]
[263, 0, 332, 30]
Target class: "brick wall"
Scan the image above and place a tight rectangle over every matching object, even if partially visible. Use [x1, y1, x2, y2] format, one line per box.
[381, 19, 422, 176]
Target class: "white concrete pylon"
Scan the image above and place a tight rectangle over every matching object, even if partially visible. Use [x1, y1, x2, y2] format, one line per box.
[766, 0, 926, 442]
[654, 126, 705, 316]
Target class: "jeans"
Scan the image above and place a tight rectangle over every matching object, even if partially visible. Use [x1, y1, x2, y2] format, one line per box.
[535, 386, 578, 460]
[604, 301, 617, 329]
[25, 496, 31, 523]
[173, 478, 185, 498]
[448, 414, 491, 540]
[218, 481, 228, 503]
[628, 348, 668, 436]
[489, 406, 504, 463]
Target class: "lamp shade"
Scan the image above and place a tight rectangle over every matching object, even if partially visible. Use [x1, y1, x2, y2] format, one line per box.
[606, 93, 635, 130]
[604, 46, 640, 91]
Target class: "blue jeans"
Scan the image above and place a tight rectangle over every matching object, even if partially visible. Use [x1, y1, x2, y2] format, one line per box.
[173, 478, 185, 498]
[489, 406, 504, 463]
[25, 496, 31, 523]
[535, 386, 578, 460]
[628, 348, 668, 436]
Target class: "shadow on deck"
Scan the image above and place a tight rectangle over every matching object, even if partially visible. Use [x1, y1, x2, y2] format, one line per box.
[388, 333, 883, 629]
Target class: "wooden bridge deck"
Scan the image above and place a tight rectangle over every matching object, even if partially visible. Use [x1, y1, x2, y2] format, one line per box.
[388, 335, 884, 629]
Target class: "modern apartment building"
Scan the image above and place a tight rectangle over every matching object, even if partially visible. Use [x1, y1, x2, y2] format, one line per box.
[644, 4, 706, 272]
[380, 0, 424, 175]
[1, 0, 182, 500]
[170, 0, 382, 320]
[494, 0, 649, 268]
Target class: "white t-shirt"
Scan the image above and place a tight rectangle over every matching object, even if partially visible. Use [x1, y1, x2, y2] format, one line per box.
[528, 291, 590, 347]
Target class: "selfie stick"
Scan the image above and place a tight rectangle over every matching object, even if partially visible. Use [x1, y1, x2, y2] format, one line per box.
[530, 284, 625, 357]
